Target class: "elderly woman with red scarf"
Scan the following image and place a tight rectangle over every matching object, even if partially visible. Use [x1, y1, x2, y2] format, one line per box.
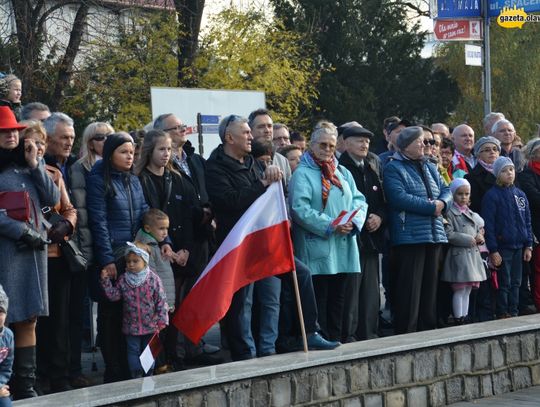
[289, 121, 367, 342]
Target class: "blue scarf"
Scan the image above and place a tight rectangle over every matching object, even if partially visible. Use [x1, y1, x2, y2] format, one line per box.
[125, 266, 149, 287]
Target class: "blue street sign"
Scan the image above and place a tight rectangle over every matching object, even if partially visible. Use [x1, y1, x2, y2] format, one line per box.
[202, 124, 219, 134]
[437, 0, 481, 18]
[200, 115, 220, 124]
[489, 0, 540, 16]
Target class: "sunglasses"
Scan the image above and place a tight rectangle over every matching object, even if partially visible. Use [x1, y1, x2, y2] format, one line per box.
[164, 124, 187, 133]
[92, 134, 109, 142]
[423, 139, 436, 146]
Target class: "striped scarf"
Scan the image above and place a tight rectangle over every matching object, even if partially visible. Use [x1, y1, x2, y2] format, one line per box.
[309, 151, 343, 208]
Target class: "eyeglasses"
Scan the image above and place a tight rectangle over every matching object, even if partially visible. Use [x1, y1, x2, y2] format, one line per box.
[479, 146, 499, 153]
[423, 139, 436, 146]
[92, 134, 109, 142]
[164, 124, 187, 133]
[317, 142, 336, 151]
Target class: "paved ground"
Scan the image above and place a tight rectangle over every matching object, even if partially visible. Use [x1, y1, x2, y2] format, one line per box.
[452, 386, 540, 406]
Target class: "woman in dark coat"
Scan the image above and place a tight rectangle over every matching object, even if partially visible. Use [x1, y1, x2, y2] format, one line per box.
[86, 132, 149, 383]
[465, 136, 501, 213]
[0, 106, 59, 399]
[135, 129, 212, 369]
[464, 136, 501, 321]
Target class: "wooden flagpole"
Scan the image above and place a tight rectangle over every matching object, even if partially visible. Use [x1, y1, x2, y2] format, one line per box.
[291, 268, 308, 353]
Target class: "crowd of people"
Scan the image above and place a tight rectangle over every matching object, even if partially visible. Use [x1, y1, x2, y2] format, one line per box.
[0, 72, 539, 404]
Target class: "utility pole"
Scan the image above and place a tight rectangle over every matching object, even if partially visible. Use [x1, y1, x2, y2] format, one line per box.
[482, 0, 492, 115]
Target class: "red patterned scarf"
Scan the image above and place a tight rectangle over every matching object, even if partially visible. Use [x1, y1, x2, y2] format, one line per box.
[309, 152, 343, 208]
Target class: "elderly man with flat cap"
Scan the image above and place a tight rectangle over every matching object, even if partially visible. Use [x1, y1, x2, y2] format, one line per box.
[338, 125, 386, 341]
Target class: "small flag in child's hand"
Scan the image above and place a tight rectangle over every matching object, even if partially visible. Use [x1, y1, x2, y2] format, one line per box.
[139, 332, 163, 374]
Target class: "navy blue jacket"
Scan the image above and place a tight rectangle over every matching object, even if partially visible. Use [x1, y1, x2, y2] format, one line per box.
[383, 152, 451, 246]
[87, 160, 149, 267]
[481, 184, 533, 253]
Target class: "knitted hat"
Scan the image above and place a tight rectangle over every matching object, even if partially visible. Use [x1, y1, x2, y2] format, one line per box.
[0, 284, 8, 313]
[102, 132, 133, 163]
[396, 126, 423, 150]
[449, 178, 470, 195]
[473, 136, 501, 156]
[493, 156, 514, 179]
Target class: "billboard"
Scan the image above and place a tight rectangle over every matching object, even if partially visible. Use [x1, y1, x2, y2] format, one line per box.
[150, 87, 266, 158]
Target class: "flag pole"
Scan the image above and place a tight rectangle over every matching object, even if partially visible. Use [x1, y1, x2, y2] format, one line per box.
[291, 268, 308, 353]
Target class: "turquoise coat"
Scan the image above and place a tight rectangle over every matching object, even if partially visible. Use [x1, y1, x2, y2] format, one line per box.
[289, 153, 368, 276]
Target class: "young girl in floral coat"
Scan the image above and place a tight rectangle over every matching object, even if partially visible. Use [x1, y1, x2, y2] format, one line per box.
[100, 242, 168, 378]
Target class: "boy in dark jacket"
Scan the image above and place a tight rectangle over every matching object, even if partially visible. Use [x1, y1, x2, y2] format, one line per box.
[482, 157, 533, 318]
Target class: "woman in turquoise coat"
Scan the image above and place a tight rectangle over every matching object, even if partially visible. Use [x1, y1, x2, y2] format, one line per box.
[289, 121, 367, 341]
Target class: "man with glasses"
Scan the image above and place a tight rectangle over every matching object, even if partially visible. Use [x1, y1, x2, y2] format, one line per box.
[272, 123, 291, 149]
[206, 114, 283, 360]
[153, 113, 221, 366]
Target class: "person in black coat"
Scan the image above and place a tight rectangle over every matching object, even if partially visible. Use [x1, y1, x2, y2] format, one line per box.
[338, 126, 386, 341]
[206, 115, 282, 361]
[135, 130, 220, 368]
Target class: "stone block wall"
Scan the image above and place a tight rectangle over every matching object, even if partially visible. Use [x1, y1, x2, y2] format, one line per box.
[120, 332, 540, 407]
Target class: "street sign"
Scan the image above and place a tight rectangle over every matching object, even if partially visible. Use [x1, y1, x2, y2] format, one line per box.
[489, 0, 540, 16]
[465, 44, 482, 65]
[433, 19, 482, 41]
[436, 0, 481, 18]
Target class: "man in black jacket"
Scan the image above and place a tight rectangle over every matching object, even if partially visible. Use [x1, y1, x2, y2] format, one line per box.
[339, 125, 386, 341]
[206, 114, 282, 360]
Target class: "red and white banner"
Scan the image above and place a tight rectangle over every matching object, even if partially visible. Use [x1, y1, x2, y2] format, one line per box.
[173, 182, 295, 344]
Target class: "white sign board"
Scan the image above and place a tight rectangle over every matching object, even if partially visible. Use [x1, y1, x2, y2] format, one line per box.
[465, 44, 482, 66]
[151, 87, 266, 158]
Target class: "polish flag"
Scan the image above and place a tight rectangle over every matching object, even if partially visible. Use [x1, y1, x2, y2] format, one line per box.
[139, 332, 163, 373]
[173, 182, 295, 344]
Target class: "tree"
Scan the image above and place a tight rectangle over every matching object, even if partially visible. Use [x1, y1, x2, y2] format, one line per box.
[192, 7, 321, 130]
[67, 7, 321, 132]
[271, 0, 459, 135]
[435, 21, 540, 139]
[0, 0, 89, 109]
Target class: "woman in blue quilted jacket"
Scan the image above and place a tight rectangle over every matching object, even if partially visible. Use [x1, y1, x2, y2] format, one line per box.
[383, 126, 451, 334]
[87, 132, 149, 383]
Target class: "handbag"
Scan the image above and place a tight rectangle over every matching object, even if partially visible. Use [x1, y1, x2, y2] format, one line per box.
[59, 239, 88, 273]
[0, 191, 32, 223]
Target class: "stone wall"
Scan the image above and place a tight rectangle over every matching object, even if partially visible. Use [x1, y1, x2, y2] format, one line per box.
[17, 315, 540, 407]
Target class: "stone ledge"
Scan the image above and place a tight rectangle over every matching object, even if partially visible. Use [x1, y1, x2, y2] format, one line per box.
[15, 314, 540, 407]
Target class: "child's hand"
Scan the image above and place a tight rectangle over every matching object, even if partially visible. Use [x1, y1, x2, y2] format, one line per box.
[161, 244, 175, 261]
[524, 247, 533, 262]
[0, 385, 10, 397]
[489, 252, 502, 267]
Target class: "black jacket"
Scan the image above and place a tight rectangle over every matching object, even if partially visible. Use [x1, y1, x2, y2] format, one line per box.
[339, 151, 386, 252]
[465, 164, 496, 214]
[177, 141, 210, 205]
[518, 167, 540, 240]
[206, 145, 266, 244]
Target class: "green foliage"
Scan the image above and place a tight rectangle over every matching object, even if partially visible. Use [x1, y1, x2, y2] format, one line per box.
[272, 0, 459, 136]
[62, 11, 179, 131]
[434, 20, 540, 140]
[192, 8, 320, 130]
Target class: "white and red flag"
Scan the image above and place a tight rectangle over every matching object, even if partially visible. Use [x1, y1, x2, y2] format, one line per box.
[173, 182, 295, 344]
[139, 332, 163, 373]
